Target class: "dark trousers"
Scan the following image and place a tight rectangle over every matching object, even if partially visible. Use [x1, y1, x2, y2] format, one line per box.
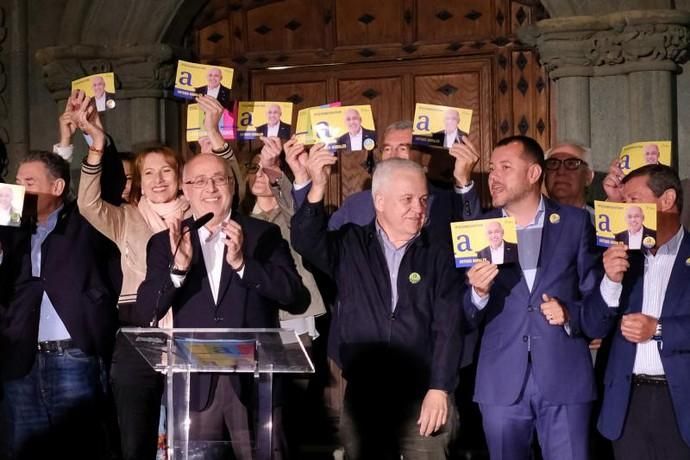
[187, 375, 286, 460]
[479, 366, 591, 460]
[340, 386, 458, 460]
[613, 379, 690, 460]
[110, 333, 164, 460]
[1, 348, 104, 460]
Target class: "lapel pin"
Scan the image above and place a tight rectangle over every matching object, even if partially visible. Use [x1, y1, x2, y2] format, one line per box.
[685, 257, 690, 266]
[409, 272, 421, 284]
[549, 213, 560, 224]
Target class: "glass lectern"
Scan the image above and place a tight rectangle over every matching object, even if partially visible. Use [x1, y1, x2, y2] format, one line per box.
[121, 328, 314, 460]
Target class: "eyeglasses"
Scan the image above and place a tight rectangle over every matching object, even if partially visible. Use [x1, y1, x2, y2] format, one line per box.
[183, 175, 232, 189]
[545, 158, 586, 171]
[245, 163, 260, 175]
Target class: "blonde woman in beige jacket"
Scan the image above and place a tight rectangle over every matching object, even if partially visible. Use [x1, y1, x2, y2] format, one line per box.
[69, 93, 237, 460]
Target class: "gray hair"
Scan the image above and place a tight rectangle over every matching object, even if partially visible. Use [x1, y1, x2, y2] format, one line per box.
[371, 158, 425, 197]
[382, 120, 413, 139]
[545, 141, 593, 168]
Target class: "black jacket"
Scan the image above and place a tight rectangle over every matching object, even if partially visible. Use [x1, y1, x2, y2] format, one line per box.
[0, 200, 120, 380]
[291, 200, 464, 394]
[135, 212, 309, 410]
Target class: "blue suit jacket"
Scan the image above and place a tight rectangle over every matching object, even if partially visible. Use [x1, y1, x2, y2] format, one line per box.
[463, 198, 601, 405]
[581, 228, 690, 444]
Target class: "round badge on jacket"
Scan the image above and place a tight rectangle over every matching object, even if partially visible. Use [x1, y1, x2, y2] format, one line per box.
[408, 272, 421, 284]
[549, 213, 560, 224]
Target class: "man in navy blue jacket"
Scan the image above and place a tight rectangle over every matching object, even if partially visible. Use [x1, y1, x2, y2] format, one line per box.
[581, 164, 690, 460]
[291, 155, 464, 459]
[0, 151, 119, 459]
[465, 135, 601, 460]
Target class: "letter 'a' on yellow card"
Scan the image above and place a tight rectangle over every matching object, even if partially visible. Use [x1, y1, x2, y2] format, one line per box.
[412, 103, 473, 150]
[594, 200, 657, 250]
[618, 141, 671, 175]
[450, 217, 518, 267]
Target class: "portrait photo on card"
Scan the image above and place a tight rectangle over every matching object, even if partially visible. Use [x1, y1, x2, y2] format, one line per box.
[618, 140, 671, 175]
[174, 60, 234, 110]
[451, 217, 518, 267]
[236, 101, 293, 140]
[0, 183, 25, 227]
[71, 72, 116, 112]
[310, 105, 375, 152]
[412, 103, 473, 149]
[594, 200, 657, 250]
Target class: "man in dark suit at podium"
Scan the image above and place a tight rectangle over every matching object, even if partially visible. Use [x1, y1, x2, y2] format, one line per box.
[196, 67, 232, 110]
[476, 220, 518, 264]
[256, 104, 291, 140]
[432, 109, 468, 149]
[136, 153, 308, 459]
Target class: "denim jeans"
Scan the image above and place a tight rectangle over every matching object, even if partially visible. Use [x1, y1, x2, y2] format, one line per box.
[1, 347, 105, 460]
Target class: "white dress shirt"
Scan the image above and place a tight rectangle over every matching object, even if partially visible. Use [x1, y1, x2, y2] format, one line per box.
[170, 213, 244, 301]
[206, 86, 220, 99]
[600, 226, 684, 375]
[348, 130, 363, 151]
[266, 123, 280, 137]
[490, 243, 505, 265]
[444, 130, 458, 148]
[95, 94, 107, 112]
[627, 228, 643, 250]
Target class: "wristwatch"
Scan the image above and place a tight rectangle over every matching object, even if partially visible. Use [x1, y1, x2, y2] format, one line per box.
[652, 319, 663, 341]
[171, 266, 189, 276]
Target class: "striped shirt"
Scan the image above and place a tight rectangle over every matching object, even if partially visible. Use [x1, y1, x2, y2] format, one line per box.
[600, 225, 684, 375]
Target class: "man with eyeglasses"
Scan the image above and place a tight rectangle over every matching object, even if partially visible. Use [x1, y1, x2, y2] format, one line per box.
[135, 153, 309, 459]
[284, 120, 482, 243]
[544, 142, 595, 221]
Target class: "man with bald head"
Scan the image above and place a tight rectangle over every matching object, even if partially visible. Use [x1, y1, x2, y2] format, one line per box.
[476, 221, 518, 264]
[614, 205, 657, 250]
[544, 142, 595, 220]
[432, 109, 468, 149]
[135, 153, 308, 459]
[644, 143, 661, 165]
[256, 103, 291, 140]
[196, 67, 232, 110]
[336, 108, 376, 151]
[90, 75, 115, 112]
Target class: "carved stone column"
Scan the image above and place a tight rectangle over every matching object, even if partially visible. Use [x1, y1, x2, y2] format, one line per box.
[521, 10, 690, 172]
[35, 43, 187, 152]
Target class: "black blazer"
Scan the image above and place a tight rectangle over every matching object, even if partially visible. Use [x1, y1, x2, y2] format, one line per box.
[614, 226, 657, 249]
[431, 128, 468, 148]
[256, 121, 291, 140]
[477, 241, 519, 264]
[0, 201, 120, 380]
[291, 200, 464, 395]
[337, 128, 376, 151]
[134, 212, 309, 410]
[195, 84, 232, 110]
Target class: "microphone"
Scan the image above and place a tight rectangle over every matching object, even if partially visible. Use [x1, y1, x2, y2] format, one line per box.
[150, 212, 215, 326]
[183, 212, 214, 233]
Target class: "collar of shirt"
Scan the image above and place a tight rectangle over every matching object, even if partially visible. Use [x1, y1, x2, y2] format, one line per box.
[375, 220, 418, 253]
[502, 195, 546, 229]
[206, 86, 221, 98]
[37, 205, 64, 236]
[647, 225, 684, 259]
[267, 123, 280, 137]
[251, 202, 280, 222]
[197, 210, 232, 243]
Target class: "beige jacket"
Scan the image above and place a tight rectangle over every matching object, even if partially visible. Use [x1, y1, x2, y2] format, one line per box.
[251, 174, 327, 321]
[78, 164, 168, 305]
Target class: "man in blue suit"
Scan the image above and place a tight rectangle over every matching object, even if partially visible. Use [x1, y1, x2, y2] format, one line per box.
[465, 135, 601, 460]
[581, 164, 690, 459]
